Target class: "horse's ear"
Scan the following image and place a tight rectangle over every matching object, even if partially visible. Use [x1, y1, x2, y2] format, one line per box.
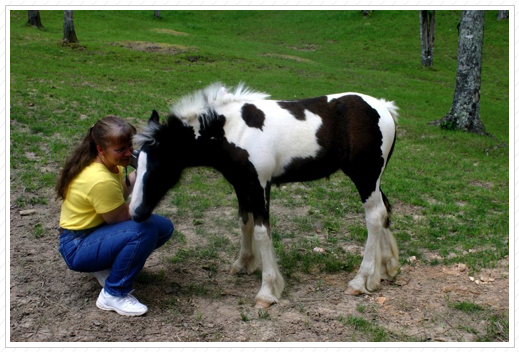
[149, 110, 160, 125]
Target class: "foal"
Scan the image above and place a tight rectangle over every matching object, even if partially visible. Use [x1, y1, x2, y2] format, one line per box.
[130, 83, 399, 308]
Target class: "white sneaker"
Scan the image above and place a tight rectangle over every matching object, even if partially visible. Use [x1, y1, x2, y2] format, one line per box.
[90, 269, 110, 287]
[96, 289, 148, 316]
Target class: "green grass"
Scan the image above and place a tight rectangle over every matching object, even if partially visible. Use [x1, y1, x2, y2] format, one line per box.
[338, 315, 390, 342]
[453, 301, 485, 313]
[170, 233, 234, 264]
[444, 295, 509, 341]
[11, 10, 508, 276]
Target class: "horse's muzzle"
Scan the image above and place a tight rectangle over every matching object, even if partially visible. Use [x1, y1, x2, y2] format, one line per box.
[130, 206, 152, 223]
[131, 213, 149, 223]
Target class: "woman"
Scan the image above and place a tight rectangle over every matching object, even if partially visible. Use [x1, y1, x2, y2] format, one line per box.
[56, 116, 174, 316]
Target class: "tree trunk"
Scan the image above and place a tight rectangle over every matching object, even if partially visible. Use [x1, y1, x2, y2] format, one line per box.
[419, 10, 435, 66]
[431, 11, 486, 135]
[27, 10, 43, 29]
[63, 10, 79, 44]
[497, 10, 508, 21]
[154, 10, 161, 18]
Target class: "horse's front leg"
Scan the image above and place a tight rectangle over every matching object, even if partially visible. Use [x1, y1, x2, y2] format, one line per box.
[231, 217, 284, 308]
[253, 215, 284, 308]
[230, 208, 260, 275]
[230, 181, 284, 307]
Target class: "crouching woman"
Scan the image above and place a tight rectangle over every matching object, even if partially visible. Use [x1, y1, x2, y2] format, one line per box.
[56, 116, 174, 316]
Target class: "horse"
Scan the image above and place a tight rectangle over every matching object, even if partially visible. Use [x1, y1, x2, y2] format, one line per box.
[129, 82, 399, 308]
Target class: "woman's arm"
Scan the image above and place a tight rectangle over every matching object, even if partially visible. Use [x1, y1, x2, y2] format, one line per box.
[101, 202, 131, 224]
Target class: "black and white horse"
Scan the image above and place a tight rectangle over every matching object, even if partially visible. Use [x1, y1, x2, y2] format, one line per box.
[130, 83, 399, 308]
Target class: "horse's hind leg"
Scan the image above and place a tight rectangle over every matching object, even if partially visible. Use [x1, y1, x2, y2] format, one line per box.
[379, 192, 399, 280]
[344, 171, 399, 295]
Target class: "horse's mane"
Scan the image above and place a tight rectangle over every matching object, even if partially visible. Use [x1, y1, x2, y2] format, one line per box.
[133, 120, 161, 149]
[133, 83, 270, 148]
[171, 82, 270, 127]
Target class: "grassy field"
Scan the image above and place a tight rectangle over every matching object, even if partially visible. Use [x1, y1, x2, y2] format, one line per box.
[10, 9, 509, 268]
[9, 10, 509, 342]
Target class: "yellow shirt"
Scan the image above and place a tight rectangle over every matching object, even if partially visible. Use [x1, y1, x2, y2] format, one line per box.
[59, 163, 125, 230]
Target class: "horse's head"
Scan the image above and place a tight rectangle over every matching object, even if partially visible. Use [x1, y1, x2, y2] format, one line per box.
[130, 110, 191, 222]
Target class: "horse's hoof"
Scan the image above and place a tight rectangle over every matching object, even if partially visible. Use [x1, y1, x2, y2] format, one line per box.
[346, 286, 363, 296]
[255, 299, 273, 308]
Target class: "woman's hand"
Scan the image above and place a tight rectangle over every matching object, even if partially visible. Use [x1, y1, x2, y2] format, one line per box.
[122, 170, 136, 200]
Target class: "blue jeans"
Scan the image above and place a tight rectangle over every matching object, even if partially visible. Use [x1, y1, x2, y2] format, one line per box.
[59, 214, 174, 297]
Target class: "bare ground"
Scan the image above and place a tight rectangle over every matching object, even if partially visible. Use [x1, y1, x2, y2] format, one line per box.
[10, 187, 509, 343]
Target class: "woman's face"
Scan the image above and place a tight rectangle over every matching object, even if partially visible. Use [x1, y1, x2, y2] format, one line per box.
[100, 140, 134, 169]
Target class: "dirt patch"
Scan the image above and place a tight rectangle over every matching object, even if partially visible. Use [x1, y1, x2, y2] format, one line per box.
[262, 53, 316, 64]
[10, 187, 509, 342]
[112, 41, 194, 55]
[152, 28, 190, 36]
[287, 44, 319, 52]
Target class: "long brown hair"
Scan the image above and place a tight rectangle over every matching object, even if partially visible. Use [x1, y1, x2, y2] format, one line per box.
[56, 116, 136, 200]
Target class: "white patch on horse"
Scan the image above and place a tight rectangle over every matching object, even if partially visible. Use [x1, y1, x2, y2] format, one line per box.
[218, 100, 323, 189]
[129, 151, 148, 217]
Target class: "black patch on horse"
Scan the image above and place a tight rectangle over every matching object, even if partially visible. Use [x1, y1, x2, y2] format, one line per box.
[277, 96, 328, 120]
[241, 103, 265, 130]
[333, 95, 385, 203]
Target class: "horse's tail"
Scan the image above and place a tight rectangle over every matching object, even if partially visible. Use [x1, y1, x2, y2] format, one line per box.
[381, 190, 392, 228]
[378, 98, 399, 125]
[378, 98, 397, 229]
